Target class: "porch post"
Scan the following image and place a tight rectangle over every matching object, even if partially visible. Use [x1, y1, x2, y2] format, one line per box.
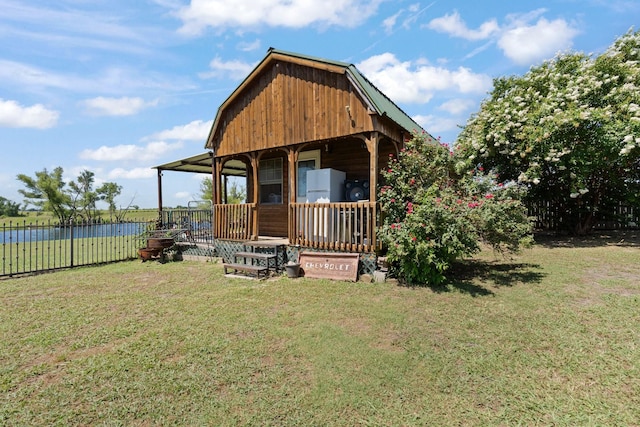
[287, 148, 298, 242]
[250, 153, 259, 239]
[157, 169, 163, 214]
[366, 132, 379, 202]
[367, 132, 380, 251]
[213, 158, 222, 205]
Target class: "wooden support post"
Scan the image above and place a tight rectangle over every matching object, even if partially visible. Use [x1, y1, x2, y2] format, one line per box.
[251, 153, 259, 240]
[157, 169, 163, 214]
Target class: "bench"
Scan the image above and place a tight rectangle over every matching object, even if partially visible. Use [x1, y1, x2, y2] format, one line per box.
[223, 262, 269, 278]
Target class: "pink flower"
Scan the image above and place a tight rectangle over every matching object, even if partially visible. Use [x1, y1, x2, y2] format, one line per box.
[485, 193, 494, 199]
[390, 198, 396, 203]
[411, 236, 417, 241]
[407, 202, 414, 214]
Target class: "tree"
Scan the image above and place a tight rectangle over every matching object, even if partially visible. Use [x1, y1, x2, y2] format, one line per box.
[69, 170, 98, 222]
[17, 167, 125, 224]
[200, 176, 246, 204]
[455, 30, 640, 234]
[17, 167, 72, 223]
[0, 196, 21, 217]
[379, 132, 532, 286]
[96, 182, 122, 219]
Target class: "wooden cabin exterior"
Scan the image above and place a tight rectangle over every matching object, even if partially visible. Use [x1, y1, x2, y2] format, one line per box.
[157, 48, 438, 255]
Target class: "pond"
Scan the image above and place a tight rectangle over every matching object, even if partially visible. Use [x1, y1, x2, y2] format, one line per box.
[1, 222, 148, 244]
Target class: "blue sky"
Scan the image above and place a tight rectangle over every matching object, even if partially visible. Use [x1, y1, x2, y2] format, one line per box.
[0, 0, 637, 209]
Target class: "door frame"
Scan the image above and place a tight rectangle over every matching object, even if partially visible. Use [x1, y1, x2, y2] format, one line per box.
[296, 149, 321, 203]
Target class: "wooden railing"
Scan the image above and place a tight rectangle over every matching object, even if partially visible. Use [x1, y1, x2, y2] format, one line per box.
[290, 202, 379, 253]
[213, 203, 256, 241]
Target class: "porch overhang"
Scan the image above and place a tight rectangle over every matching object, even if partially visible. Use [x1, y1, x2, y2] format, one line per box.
[153, 152, 246, 176]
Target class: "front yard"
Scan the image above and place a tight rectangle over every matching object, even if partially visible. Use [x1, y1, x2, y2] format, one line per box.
[1, 233, 638, 426]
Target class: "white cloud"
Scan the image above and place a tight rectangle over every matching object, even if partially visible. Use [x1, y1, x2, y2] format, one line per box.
[199, 57, 256, 80]
[80, 141, 184, 162]
[0, 60, 195, 95]
[107, 167, 156, 179]
[146, 120, 213, 141]
[412, 114, 461, 139]
[0, 98, 59, 129]
[82, 96, 159, 116]
[237, 39, 261, 52]
[357, 53, 492, 103]
[176, 0, 383, 35]
[498, 17, 579, 65]
[438, 98, 477, 115]
[425, 9, 579, 66]
[174, 191, 192, 199]
[427, 10, 499, 41]
[382, 10, 403, 34]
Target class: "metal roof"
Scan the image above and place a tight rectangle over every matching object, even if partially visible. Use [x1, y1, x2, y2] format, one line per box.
[153, 153, 246, 176]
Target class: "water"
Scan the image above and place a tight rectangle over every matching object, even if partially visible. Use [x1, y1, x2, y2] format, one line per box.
[1, 222, 147, 244]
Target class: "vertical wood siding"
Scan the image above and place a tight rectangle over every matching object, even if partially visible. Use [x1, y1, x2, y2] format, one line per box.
[214, 62, 375, 157]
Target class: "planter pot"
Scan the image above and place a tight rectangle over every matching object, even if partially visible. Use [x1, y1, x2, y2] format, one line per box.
[147, 237, 174, 249]
[285, 262, 300, 278]
[138, 247, 161, 261]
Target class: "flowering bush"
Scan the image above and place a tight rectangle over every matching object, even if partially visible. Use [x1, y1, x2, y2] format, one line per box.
[455, 30, 640, 234]
[378, 132, 533, 286]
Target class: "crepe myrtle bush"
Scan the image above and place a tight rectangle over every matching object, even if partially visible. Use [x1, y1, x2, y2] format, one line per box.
[378, 132, 533, 286]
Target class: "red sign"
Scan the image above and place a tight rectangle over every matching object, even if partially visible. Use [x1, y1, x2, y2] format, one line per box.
[298, 252, 359, 282]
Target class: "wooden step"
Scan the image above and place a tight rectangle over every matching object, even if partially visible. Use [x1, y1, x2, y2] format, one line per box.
[223, 263, 268, 278]
[234, 251, 276, 261]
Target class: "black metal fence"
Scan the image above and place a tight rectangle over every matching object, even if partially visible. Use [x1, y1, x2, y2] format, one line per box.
[1, 219, 149, 278]
[529, 202, 639, 231]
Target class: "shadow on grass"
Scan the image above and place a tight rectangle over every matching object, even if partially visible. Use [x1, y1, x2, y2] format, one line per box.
[534, 230, 640, 249]
[420, 260, 546, 297]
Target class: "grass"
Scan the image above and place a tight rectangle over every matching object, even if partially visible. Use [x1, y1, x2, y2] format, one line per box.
[1, 232, 639, 426]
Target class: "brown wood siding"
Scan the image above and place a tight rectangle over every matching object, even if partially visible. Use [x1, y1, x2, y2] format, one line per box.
[321, 138, 370, 182]
[258, 204, 288, 237]
[214, 62, 375, 157]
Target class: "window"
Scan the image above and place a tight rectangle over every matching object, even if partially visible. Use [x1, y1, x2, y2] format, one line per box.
[259, 158, 283, 204]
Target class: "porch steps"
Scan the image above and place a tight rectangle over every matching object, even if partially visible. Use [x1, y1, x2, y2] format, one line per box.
[223, 262, 269, 278]
[234, 251, 277, 269]
[223, 242, 284, 279]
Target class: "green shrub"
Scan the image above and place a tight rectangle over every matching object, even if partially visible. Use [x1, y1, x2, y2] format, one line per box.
[378, 132, 533, 285]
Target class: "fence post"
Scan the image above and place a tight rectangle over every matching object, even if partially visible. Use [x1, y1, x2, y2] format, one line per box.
[69, 220, 74, 268]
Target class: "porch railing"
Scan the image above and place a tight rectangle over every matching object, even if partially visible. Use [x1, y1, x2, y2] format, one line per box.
[160, 207, 213, 244]
[213, 203, 256, 241]
[290, 202, 379, 253]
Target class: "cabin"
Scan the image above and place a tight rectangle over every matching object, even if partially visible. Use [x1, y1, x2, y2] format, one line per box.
[155, 48, 439, 275]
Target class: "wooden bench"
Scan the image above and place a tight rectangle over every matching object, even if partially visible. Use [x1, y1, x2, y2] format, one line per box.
[223, 262, 268, 278]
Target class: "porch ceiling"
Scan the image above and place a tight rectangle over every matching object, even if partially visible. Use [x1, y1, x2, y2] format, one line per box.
[154, 152, 246, 176]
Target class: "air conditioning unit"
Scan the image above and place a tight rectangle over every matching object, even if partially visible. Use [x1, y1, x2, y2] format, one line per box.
[345, 179, 369, 202]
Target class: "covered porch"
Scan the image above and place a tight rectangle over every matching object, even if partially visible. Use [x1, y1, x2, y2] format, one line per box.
[155, 131, 398, 254]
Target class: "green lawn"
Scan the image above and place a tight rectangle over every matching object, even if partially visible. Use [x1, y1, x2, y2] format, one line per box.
[1, 233, 639, 426]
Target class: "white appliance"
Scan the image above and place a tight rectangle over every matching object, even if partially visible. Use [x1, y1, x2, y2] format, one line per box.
[304, 168, 345, 242]
[306, 168, 346, 203]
